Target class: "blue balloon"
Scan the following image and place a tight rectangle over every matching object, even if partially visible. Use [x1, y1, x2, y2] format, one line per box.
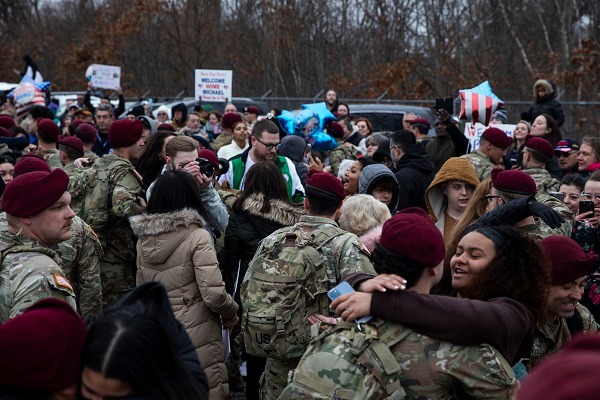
[302, 102, 336, 130]
[277, 110, 296, 136]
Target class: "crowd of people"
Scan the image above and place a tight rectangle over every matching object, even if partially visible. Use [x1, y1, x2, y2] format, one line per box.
[0, 77, 600, 400]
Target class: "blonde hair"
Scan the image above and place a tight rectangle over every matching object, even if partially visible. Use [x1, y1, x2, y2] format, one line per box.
[339, 194, 391, 236]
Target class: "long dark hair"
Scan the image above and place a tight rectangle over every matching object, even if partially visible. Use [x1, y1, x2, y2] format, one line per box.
[136, 131, 176, 190]
[452, 225, 550, 322]
[147, 169, 208, 221]
[82, 303, 206, 399]
[539, 114, 562, 147]
[232, 161, 290, 214]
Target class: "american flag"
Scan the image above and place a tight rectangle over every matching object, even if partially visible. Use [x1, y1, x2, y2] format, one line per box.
[459, 90, 503, 126]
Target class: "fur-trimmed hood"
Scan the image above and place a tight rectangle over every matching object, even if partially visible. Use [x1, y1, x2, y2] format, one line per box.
[241, 192, 304, 226]
[130, 208, 205, 237]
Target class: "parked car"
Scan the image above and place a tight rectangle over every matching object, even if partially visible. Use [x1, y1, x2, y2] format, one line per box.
[142, 97, 269, 120]
[347, 103, 436, 133]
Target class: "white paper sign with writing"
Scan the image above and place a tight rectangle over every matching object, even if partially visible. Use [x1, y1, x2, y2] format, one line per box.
[88, 64, 121, 90]
[195, 69, 232, 102]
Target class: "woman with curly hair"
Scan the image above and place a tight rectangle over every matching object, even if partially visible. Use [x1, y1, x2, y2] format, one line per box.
[334, 223, 551, 367]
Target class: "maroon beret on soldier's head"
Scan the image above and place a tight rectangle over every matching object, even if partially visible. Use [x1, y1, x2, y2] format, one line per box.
[525, 135, 554, 159]
[198, 149, 218, 167]
[328, 121, 345, 139]
[36, 118, 60, 142]
[0, 298, 87, 392]
[14, 153, 51, 176]
[306, 169, 346, 200]
[244, 105, 260, 115]
[540, 236, 596, 285]
[108, 118, 143, 149]
[0, 127, 10, 138]
[2, 169, 69, 217]
[60, 136, 84, 157]
[221, 113, 243, 130]
[491, 169, 537, 195]
[75, 122, 97, 144]
[68, 119, 85, 136]
[379, 207, 445, 268]
[157, 123, 176, 132]
[481, 127, 512, 149]
[518, 334, 600, 400]
[410, 118, 431, 128]
[0, 115, 15, 130]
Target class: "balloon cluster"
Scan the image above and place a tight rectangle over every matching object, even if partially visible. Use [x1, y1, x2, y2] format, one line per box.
[277, 102, 338, 152]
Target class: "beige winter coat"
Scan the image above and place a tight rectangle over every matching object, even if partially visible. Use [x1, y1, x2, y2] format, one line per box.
[130, 208, 238, 400]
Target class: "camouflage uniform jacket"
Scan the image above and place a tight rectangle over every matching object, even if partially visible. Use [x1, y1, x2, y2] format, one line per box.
[518, 194, 574, 240]
[84, 150, 98, 162]
[211, 132, 233, 152]
[461, 150, 494, 182]
[0, 213, 102, 318]
[242, 215, 375, 298]
[62, 161, 78, 177]
[44, 148, 62, 170]
[283, 321, 517, 400]
[325, 141, 358, 177]
[523, 166, 559, 195]
[93, 154, 145, 263]
[0, 231, 76, 322]
[529, 303, 598, 369]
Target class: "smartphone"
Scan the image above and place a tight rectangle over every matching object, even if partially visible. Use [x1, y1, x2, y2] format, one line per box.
[327, 282, 373, 324]
[548, 191, 564, 202]
[579, 200, 595, 216]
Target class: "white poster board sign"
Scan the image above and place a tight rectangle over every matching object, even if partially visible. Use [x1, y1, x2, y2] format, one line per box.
[464, 123, 516, 152]
[195, 69, 232, 102]
[88, 64, 121, 90]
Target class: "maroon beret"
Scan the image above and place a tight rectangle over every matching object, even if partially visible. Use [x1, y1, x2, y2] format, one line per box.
[157, 123, 176, 132]
[3, 169, 69, 217]
[60, 136, 84, 156]
[75, 122, 97, 144]
[68, 119, 85, 136]
[0, 115, 15, 130]
[525, 135, 554, 159]
[481, 127, 512, 149]
[491, 169, 537, 195]
[244, 105, 260, 115]
[519, 334, 600, 400]
[14, 153, 50, 176]
[221, 113, 243, 130]
[108, 118, 143, 149]
[306, 169, 346, 200]
[410, 118, 431, 128]
[0, 298, 86, 391]
[540, 236, 596, 284]
[37, 118, 60, 142]
[379, 207, 445, 268]
[198, 149, 218, 167]
[328, 121, 345, 139]
[0, 127, 10, 138]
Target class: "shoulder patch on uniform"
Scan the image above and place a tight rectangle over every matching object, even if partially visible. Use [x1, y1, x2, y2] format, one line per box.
[54, 273, 74, 292]
[132, 169, 144, 183]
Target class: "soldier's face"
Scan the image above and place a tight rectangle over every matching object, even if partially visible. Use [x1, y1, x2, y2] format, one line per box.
[28, 191, 75, 247]
[127, 138, 145, 162]
[450, 232, 496, 293]
[545, 277, 585, 321]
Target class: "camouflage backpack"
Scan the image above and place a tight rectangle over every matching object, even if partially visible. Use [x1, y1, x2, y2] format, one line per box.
[279, 320, 410, 400]
[241, 225, 346, 360]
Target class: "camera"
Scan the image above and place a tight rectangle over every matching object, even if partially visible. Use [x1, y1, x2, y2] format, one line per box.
[196, 158, 215, 178]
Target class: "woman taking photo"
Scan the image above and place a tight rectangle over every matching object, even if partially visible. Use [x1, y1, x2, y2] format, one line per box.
[130, 170, 238, 399]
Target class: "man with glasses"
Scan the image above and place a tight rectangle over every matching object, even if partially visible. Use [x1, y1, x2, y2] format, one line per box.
[220, 119, 305, 203]
[555, 138, 580, 176]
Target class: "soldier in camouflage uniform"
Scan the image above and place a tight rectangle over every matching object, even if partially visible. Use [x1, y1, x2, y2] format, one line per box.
[86, 119, 146, 309]
[461, 127, 512, 181]
[325, 121, 358, 177]
[522, 135, 560, 195]
[281, 208, 517, 400]
[75, 122, 100, 162]
[242, 171, 375, 400]
[0, 169, 77, 322]
[529, 236, 599, 370]
[35, 118, 62, 170]
[58, 136, 85, 177]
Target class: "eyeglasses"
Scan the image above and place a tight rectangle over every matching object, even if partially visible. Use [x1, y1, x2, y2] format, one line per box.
[556, 151, 576, 158]
[581, 192, 600, 202]
[254, 136, 280, 150]
[485, 195, 503, 203]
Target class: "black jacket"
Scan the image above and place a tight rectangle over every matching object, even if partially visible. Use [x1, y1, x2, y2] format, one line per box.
[394, 143, 435, 211]
[522, 96, 566, 127]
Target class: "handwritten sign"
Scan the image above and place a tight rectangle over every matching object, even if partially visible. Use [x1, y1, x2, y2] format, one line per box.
[195, 69, 232, 102]
[88, 64, 121, 90]
[464, 123, 516, 152]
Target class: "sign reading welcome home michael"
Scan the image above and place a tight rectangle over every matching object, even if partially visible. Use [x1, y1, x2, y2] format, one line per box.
[195, 69, 232, 102]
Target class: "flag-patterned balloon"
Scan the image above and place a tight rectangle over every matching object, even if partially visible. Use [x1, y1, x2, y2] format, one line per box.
[459, 81, 503, 126]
